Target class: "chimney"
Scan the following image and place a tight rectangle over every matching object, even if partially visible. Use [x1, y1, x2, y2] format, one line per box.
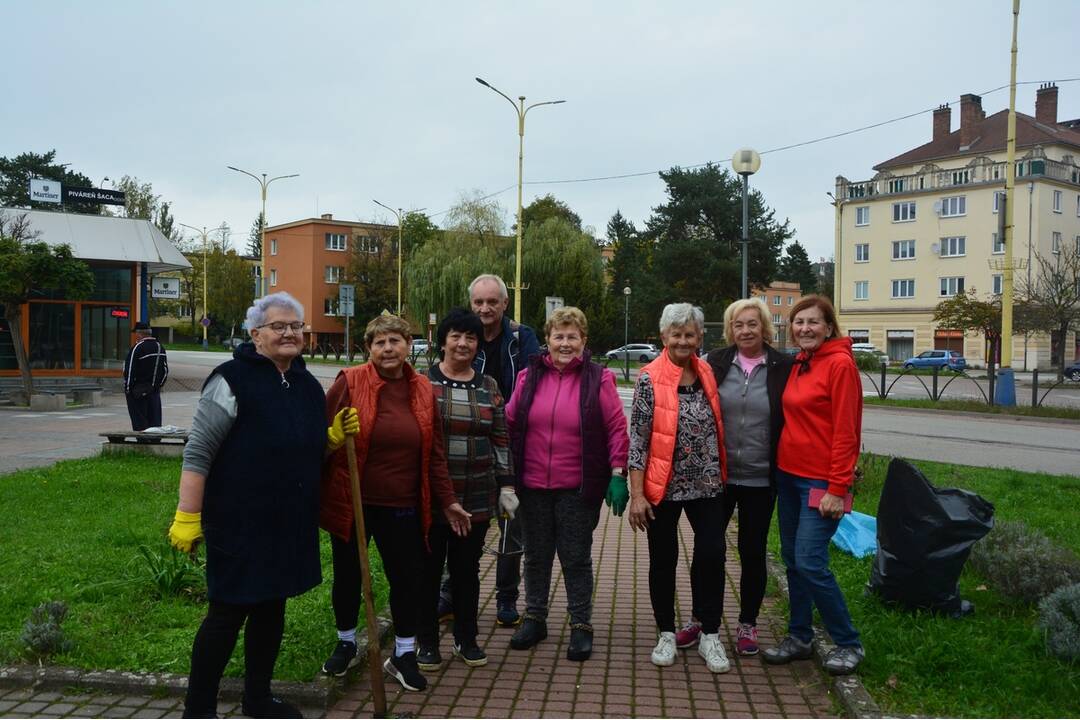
[959, 93, 984, 147]
[1036, 82, 1059, 125]
[933, 104, 951, 142]
[320, 213, 333, 220]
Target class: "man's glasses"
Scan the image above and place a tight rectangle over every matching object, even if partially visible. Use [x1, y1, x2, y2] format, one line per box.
[257, 321, 305, 335]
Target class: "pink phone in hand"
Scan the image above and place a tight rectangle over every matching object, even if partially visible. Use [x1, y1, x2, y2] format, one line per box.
[808, 487, 853, 514]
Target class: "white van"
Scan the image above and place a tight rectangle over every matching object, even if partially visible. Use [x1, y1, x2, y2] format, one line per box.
[851, 343, 890, 363]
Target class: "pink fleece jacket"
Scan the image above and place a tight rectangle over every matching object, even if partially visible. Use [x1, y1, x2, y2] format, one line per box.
[505, 355, 630, 491]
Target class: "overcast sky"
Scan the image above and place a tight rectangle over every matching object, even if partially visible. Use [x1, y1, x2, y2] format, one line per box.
[4, 1, 1078, 262]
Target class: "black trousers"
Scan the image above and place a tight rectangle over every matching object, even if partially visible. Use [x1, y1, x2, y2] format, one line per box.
[441, 513, 522, 607]
[126, 391, 162, 431]
[418, 519, 490, 644]
[718, 484, 775, 625]
[646, 495, 726, 634]
[183, 598, 286, 718]
[331, 505, 424, 639]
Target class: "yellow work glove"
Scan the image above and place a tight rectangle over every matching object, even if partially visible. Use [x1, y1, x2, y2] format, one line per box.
[168, 510, 203, 553]
[327, 407, 360, 452]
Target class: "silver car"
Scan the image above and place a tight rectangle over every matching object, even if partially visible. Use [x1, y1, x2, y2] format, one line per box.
[605, 343, 660, 362]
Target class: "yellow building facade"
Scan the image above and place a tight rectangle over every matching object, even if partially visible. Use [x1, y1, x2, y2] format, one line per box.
[835, 85, 1080, 368]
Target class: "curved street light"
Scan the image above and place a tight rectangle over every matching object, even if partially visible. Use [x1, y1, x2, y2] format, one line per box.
[476, 77, 565, 323]
[226, 166, 299, 295]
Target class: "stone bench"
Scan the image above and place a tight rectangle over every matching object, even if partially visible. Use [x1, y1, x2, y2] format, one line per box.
[99, 430, 189, 458]
[72, 388, 105, 406]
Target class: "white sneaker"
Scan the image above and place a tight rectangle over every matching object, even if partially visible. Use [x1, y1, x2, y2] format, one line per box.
[651, 631, 677, 666]
[698, 632, 731, 673]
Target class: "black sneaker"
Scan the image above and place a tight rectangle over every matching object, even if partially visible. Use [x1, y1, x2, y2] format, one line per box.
[384, 651, 428, 692]
[509, 617, 547, 650]
[416, 640, 443, 671]
[496, 599, 520, 627]
[321, 640, 359, 676]
[453, 640, 488, 667]
[241, 695, 304, 719]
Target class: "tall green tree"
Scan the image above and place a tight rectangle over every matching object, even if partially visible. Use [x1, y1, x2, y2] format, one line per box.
[645, 163, 792, 322]
[1017, 249, 1080, 378]
[0, 211, 95, 394]
[0, 150, 102, 214]
[776, 240, 818, 295]
[443, 190, 507, 239]
[247, 212, 265, 257]
[345, 227, 398, 334]
[402, 211, 440, 256]
[110, 175, 181, 243]
[605, 210, 666, 343]
[518, 194, 582, 233]
[206, 247, 256, 339]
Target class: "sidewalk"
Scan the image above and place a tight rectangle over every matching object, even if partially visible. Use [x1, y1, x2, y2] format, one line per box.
[330, 512, 839, 719]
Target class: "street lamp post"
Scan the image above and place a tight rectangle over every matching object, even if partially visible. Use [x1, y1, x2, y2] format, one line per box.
[226, 166, 299, 296]
[623, 286, 632, 382]
[373, 201, 425, 317]
[731, 149, 762, 299]
[476, 77, 565, 323]
[178, 223, 226, 350]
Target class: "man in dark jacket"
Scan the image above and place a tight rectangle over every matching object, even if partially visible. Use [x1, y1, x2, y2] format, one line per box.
[123, 322, 168, 430]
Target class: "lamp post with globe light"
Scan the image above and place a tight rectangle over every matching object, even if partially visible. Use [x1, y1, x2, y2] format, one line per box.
[623, 285, 632, 382]
[731, 149, 761, 299]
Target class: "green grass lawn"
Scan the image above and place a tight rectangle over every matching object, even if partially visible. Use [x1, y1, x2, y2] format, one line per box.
[864, 396, 1080, 420]
[0, 454, 388, 681]
[768, 454, 1080, 717]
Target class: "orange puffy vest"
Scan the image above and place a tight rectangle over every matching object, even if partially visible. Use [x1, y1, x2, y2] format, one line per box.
[641, 350, 727, 505]
[320, 362, 435, 542]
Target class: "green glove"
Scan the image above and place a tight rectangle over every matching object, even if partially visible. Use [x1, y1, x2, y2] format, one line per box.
[168, 510, 203, 553]
[605, 474, 629, 516]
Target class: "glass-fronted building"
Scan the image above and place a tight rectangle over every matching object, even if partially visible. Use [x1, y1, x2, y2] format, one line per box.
[0, 208, 190, 379]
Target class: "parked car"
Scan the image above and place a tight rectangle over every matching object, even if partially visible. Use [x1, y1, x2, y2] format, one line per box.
[411, 339, 431, 355]
[903, 350, 967, 371]
[1065, 359, 1080, 382]
[221, 336, 244, 349]
[605, 343, 660, 363]
[851, 342, 889, 363]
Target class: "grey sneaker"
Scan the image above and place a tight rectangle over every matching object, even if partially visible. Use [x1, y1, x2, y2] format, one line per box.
[762, 635, 813, 665]
[823, 645, 864, 675]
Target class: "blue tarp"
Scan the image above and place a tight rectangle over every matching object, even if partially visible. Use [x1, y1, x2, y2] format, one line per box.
[832, 511, 877, 557]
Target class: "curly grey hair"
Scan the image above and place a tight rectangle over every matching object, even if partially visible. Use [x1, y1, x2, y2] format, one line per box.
[244, 292, 305, 331]
[659, 302, 704, 335]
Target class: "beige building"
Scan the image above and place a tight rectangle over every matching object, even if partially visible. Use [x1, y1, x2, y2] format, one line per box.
[834, 83, 1080, 367]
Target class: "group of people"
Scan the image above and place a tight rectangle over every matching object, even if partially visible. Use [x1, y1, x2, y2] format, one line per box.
[166, 272, 865, 719]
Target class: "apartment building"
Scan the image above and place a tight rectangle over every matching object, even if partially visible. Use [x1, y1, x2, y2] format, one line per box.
[751, 280, 803, 349]
[834, 83, 1080, 366]
[264, 214, 395, 347]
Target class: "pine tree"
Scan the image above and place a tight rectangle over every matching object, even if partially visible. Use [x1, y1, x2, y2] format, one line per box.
[247, 212, 265, 257]
[776, 240, 818, 295]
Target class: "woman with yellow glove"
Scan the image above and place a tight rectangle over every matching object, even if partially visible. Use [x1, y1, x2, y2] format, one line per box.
[168, 292, 357, 719]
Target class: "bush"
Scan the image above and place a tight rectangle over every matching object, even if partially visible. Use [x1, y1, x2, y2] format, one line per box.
[21, 601, 73, 658]
[854, 352, 885, 372]
[969, 521, 1080, 604]
[1038, 582, 1080, 662]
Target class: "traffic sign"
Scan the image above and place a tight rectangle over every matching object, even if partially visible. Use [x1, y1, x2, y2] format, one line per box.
[200, 317, 211, 328]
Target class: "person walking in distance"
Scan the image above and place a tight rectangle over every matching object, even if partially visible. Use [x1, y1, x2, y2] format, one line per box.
[123, 321, 168, 431]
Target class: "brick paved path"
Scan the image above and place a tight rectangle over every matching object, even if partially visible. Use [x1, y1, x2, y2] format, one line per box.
[331, 512, 840, 719]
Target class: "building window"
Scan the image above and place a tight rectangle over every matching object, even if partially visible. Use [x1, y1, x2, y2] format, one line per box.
[772, 313, 782, 325]
[892, 279, 915, 298]
[855, 243, 869, 263]
[1053, 190, 1062, 213]
[940, 236, 966, 257]
[951, 170, 970, 186]
[939, 276, 965, 297]
[892, 201, 916, 222]
[1075, 235, 1080, 257]
[854, 281, 869, 300]
[355, 235, 379, 253]
[1076, 194, 1080, 217]
[892, 239, 915, 260]
[270, 269, 277, 287]
[773, 295, 781, 305]
[940, 195, 966, 217]
[849, 329, 870, 344]
[270, 238, 278, 256]
[788, 296, 794, 305]
[325, 233, 347, 251]
[1051, 231, 1061, 254]
[324, 298, 337, 316]
[992, 274, 1003, 295]
[325, 266, 344, 283]
[856, 206, 870, 226]
[992, 232, 1005, 254]
[888, 178, 907, 194]
[993, 191, 1003, 213]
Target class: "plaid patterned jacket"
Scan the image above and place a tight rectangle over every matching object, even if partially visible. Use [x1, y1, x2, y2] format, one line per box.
[428, 368, 514, 524]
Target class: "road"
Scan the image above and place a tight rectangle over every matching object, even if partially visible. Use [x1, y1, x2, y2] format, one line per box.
[1, 350, 1076, 478]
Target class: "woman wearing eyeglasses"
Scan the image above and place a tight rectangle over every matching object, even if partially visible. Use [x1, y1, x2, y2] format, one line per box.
[168, 292, 351, 719]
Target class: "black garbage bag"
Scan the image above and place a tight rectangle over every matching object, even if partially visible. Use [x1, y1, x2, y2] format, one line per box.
[867, 458, 994, 617]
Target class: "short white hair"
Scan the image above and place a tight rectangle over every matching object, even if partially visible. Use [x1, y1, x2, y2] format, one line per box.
[468, 274, 508, 301]
[659, 302, 704, 335]
[244, 291, 305, 331]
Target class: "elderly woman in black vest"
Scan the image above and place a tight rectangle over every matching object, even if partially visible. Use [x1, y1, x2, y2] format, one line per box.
[503, 306, 629, 662]
[167, 292, 357, 719]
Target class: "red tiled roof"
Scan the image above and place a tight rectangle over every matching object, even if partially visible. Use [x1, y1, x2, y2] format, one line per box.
[874, 110, 1080, 170]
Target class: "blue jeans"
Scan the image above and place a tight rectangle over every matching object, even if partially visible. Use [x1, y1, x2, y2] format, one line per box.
[776, 469, 860, 648]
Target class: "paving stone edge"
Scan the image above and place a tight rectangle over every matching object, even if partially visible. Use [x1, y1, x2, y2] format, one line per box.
[766, 552, 883, 719]
[0, 611, 393, 712]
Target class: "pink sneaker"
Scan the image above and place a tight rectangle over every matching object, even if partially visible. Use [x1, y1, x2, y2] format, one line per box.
[736, 623, 759, 656]
[675, 621, 701, 649]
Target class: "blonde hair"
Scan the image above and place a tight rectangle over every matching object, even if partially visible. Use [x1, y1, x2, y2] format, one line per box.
[723, 299, 774, 345]
[364, 314, 412, 348]
[544, 306, 588, 339]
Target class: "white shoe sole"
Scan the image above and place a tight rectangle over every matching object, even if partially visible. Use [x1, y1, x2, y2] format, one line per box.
[321, 654, 360, 677]
[383, 657, 425, 692]
[453, 645, 489, 667]
[651, 652, 676, 667]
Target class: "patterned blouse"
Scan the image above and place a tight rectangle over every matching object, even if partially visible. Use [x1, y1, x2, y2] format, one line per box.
[628, 373, 722, 502]
[428, 364, 514, 523]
